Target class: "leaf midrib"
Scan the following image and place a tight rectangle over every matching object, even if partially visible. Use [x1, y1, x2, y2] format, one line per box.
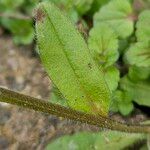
[43, 6, 102, 113]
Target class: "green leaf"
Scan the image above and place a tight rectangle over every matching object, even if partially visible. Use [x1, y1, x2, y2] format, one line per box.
[23, 0, 39, 15]
[120, 76, 150, 107]
[50, 85, 68, 107]
[74, 0, 94, 15]
[125, 41, 150, 67]
[111, 90, 134, 116]
[36, 2, 110, 116]
[46, 131, 146, 150]
[103, 66, 120, 92]
[118, 102, 134, 116]
[49, 0, 79, 23]
[128, 66, 150, 81]
[46, 132, 97, 150]
[118, 39, 129, 54]
[95, 131, 145, 150]
[88, 0, 109, 15]
[88, 24, 119, 68]
[0, 0, 24, 12]
[1, 17, 34, 45]
[94, 0, 134, 38]
[136, 10, 150, 42]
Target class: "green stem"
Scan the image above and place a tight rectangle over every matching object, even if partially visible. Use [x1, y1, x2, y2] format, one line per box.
[0, 87, 150, 134]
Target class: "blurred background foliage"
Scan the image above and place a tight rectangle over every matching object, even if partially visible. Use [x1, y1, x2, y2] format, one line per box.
[1, 0, 150, 128]
[0, 0, 105, 44]
[0, 0, 150, 149]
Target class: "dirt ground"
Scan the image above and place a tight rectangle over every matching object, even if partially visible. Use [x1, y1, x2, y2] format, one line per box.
[0, 35, 148, 150]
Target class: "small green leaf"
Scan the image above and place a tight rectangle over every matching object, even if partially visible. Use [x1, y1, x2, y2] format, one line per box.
[46, 132, 97, 150]
[0, 0, 24, 12]
[46, 131, 146, 150]
[128, 66, 150, 81]
[23, 0, 39, 15]
[1, 17, 34, 45]
[94, 0, 134, 38]
[88, 24, 119, 68]
[120, 76, 150, 107]
[103, 66, 120, 92]
[118, 102, 134, 116]
[125, 41, 150, 67]
[88, 0, 109, 15]
[50, 85, 68, 107]
[36, 2, 110, 116]
[95, 131, 145, 150]
[136, 10, 150, 42]
[74, 0, 94, 15]
[118, 39, 129, 54]
[111, 90, 134, 116]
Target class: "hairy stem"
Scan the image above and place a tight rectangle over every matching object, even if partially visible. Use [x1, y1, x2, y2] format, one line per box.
[0, 87, 150, 134]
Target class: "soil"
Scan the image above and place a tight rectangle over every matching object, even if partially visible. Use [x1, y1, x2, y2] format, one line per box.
[0, 35, 148, 150]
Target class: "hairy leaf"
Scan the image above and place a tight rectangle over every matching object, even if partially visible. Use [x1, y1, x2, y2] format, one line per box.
[125, 41, 150, 67]
[94, 0, 134, 38]
[136, 10, 150, 42]
[46, 131, 145, 150]
[88, 24, 119, 68]
[120, 76, 150, 107]
[36, 2, 110, 116]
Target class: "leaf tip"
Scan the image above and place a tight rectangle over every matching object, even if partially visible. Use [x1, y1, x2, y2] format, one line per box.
[34, 4, 46, 23]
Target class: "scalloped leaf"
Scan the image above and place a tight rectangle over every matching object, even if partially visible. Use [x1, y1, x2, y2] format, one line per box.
[103, 66, 120, 92]
[120, 76, 150, 107]
[111, 90, 133, 116]
[128, 66, 150, 81]
[94, 0, 134, 38]
[46, 131, 146, 150]
[136, 10, 150, 42]
[74, 0, 94, 15]
[36, 2, 110, 116]
[88, 0, 109, 15]
[125, 41, 150, 67]
[88, 24, 119, 68]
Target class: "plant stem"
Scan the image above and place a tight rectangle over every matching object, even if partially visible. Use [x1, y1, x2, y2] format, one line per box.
[0, 87, 150, 134]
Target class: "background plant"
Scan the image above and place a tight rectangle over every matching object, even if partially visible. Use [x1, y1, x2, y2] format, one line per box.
[0, 0, 150, 149]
